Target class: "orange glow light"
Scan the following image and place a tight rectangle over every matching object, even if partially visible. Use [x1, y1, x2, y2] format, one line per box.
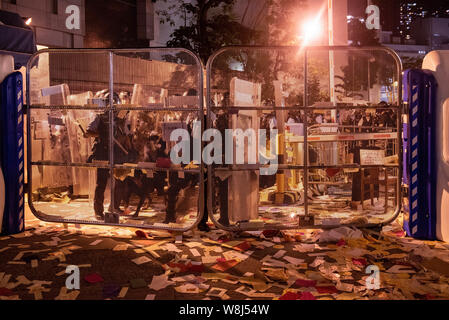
[301, 17, 322, 45]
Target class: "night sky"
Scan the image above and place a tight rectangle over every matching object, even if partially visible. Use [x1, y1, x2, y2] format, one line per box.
[348, 0, 449, 35]
[349, 0, 449, 17]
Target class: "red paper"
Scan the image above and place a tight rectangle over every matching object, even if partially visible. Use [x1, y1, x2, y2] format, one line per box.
[211, 259, 239, 272]
[188, 263, 205, 273]
[0, 287, 14, 296]
[169, 262, 189, 273]
[262, 230, 279, 238]
[352, 258, 368, 266]
[84, 273, 104, 284]
[234, 241, 251, 252]
[279, 292, 301, 300]
[315, 285, 339, 294]
[218, 235, 231, 243]
[394, 230, 406, 237]
[168, 262, 204, 273]
[300, 292, 316, 300]
[294, 279, 317, 288]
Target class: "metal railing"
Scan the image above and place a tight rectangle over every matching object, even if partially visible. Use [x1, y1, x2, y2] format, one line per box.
[206, 45, 402, 232]
[25, 45, 403, 233]
[26, 48, 205, 232]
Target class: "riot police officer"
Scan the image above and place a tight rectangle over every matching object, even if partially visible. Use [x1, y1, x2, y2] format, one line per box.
[84, 91, 132, 220]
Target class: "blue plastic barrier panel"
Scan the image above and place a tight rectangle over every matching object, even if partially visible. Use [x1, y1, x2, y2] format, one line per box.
[402, 69, 436, 240]
[0, 71, 25, 235]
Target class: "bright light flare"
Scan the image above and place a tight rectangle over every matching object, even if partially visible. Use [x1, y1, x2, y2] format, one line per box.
[25, 17, 32, 25]
[300, 17, 322, 45]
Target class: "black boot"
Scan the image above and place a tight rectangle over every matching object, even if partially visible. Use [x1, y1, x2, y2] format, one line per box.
[163, 214, 176, 224]
[95, 212, 105, 220]
[217, 216, 230, 227]
[108, 205, 124, 215]
[197, 223, 210, 232]
[163, 205, 177, 223]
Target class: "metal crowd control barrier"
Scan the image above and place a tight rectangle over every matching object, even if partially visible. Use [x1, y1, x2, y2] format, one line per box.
[206, 45, 402, 232]
[26, 48, 205, 232]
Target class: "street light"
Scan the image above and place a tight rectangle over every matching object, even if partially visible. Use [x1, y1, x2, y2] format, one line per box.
[300, 17, 322, 45]
[25, 17, 32, 25]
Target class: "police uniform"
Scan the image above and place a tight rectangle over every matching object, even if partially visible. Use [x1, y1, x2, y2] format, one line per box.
[164, 114, 210, 230]
[87, 112, 130, 218]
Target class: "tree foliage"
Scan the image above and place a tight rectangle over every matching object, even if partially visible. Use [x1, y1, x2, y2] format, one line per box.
[337, 19, 401, 101]
[264, 0, 308, 45]
[157, 0, 260, 64]
[402, 56, 424, 70]
[159, 0, 330, 106]
[348, 19, 380, 47]
[335, 51, 397, 102]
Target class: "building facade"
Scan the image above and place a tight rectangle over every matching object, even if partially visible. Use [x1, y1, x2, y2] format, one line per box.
[84, 0, 153, 48]
[412, 17, 449, 49]
[382, 17, 449, 63]
[399, 0, 449, 41]
[0, 0, 158, 49]
[0, 0, 85, 48]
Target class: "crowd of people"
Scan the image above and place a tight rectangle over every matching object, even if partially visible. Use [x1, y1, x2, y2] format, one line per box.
[84, 89, 214, 232]
[83, 88, 398, 230]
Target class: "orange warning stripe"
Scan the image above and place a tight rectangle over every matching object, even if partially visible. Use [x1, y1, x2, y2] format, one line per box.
[287, 132, 397, 143]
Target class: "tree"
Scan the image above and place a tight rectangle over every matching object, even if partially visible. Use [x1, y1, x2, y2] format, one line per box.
[157, 0, 260, 64]
[158, 0, 309, 58]
[335, 55, 369, 100]
[335, 51, 397, 102]
[264, 0, 308, 45]
[402, 56, 424, 70]
[348, 19, 380, 47]
[337, 19, 400, 101]
[159, 0, 330, 107]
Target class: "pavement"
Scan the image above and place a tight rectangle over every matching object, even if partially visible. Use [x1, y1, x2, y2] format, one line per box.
[1, 208, 449, 300]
